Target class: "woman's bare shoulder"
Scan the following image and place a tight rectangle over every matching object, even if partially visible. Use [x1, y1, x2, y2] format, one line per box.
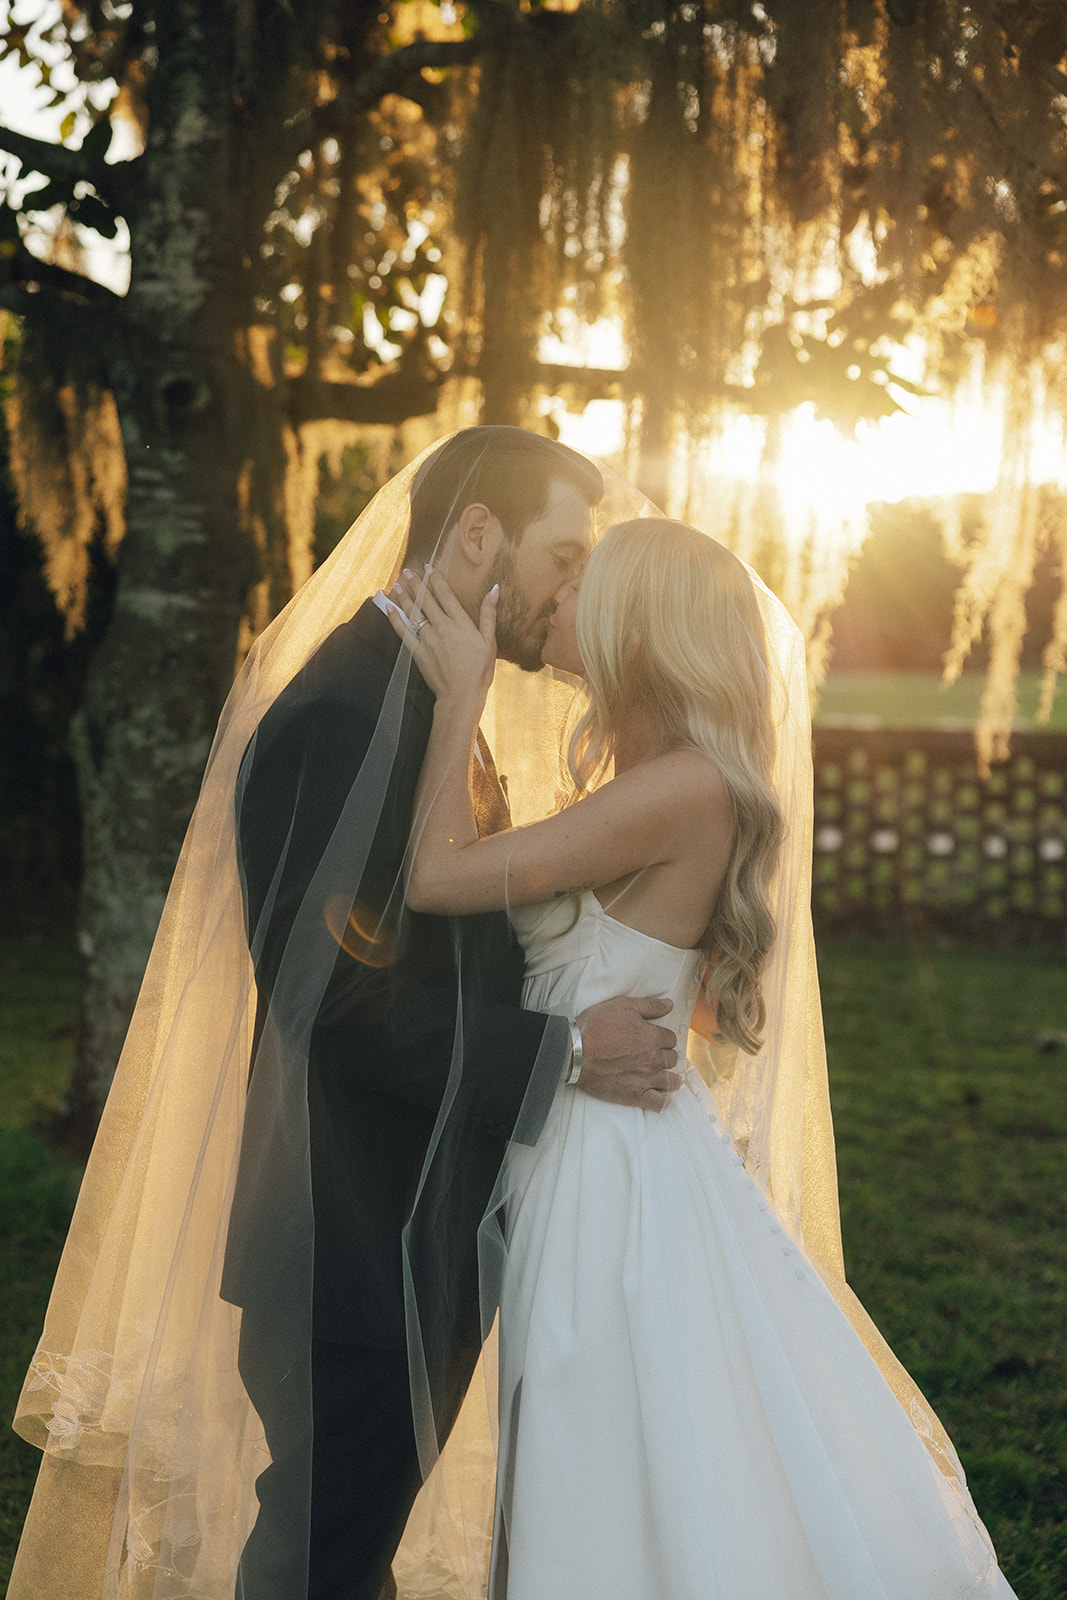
[643, 746, 729, 801]
[602, 747, 730, 838]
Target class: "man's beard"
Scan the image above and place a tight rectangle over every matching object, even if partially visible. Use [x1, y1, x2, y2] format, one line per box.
[485, 543, 554, 673]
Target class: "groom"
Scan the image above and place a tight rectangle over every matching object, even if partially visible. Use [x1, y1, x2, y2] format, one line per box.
[230, 427, 681, 1599]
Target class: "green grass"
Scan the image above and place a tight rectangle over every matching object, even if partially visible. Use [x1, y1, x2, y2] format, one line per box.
[816, 668, 1067, 731]
[0, 932, 78, 1132]
[1, 931, 1064, 1594]
[823, 935, 1066, 1596]
[0, 931, 82, 1590]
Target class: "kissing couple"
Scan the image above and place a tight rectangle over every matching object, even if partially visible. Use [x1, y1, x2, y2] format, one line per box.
[11, 427, 1017, 1600]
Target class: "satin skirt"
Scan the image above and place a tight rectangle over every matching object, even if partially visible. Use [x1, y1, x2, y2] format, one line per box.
[494, 1072, 1016, 1600]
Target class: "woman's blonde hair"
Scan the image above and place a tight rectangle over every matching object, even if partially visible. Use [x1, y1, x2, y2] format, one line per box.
[567, 518, 783, 1055]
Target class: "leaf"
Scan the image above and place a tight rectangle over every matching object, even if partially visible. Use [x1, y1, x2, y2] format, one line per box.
[69, 190, 120, 239]
[0, 25, 29, 59]
[81, 118, 113, 164]
[24, 179, 67, 212]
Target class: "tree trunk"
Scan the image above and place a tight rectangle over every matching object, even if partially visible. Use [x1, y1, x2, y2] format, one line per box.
[53, 4, 278, 1150]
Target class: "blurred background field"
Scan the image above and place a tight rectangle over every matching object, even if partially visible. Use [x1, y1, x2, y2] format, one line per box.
[816, 670, 1067, 733]
[1, 928, 1064, 1597]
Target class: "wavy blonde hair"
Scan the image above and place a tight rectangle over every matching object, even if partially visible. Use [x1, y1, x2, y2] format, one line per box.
[566, 518, 783, 1055]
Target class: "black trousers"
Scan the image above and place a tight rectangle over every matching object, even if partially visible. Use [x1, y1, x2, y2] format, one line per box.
[236, 1320, 478, 1599]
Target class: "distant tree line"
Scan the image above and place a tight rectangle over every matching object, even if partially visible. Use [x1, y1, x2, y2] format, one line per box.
[829, 499, 1064, 675]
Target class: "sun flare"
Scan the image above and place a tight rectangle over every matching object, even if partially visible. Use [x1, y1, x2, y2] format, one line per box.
[548, 324, 1067, 718]
[554, 373, 1067, 511]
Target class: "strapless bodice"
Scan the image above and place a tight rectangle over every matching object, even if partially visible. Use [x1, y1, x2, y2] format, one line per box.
[510, 891, 702, 1032]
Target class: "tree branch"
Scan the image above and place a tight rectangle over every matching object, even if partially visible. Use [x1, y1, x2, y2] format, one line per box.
[348, 36, 482, 114]
[288, 368, 443, 426]
[1, 237, 124, 307]
[0, 123, 142, 216]
[0, 284, 48, 318]
[288, 354, 771, 431]
[288, 36, 484, 151]
[0, 124, 93, 185]
[530, 361, 628, 397]
[288, 353, 644, 428]
[508, 361, 755, 409]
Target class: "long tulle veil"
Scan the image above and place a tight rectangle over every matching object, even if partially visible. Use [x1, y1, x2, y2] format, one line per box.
[9, 432, 996, 1599]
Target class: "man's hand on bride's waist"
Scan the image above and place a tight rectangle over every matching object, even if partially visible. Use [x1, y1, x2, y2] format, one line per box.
[569, 996, 680, 1113]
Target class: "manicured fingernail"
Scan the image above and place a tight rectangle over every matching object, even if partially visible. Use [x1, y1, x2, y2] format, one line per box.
[403, 568, 414, 580]
[392, 582, 403, 594]
[424, 563, 434, 575]
[489, 583, 499, 600]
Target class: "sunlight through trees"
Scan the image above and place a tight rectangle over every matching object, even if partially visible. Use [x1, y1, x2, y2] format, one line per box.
[1, 0, 1065, 1127]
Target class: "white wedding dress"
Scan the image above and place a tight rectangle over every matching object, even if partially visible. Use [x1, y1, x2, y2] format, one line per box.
[493, 892, 1017, 1600]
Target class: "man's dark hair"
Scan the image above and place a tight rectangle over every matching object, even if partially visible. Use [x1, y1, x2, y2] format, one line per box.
[405, 426, 604, 562]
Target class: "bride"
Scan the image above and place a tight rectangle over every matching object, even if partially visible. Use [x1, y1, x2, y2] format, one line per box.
[389, 516, 1019, 1600]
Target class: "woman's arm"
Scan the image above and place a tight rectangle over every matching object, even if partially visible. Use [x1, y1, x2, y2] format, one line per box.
[388, 572, 726, 916]
[408, 752, 718, 914]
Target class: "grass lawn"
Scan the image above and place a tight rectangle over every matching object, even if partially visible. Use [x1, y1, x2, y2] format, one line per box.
[1, 930, 1064, 1595]
[0, 932, 82, 1590]
[822, 935, 1066, 1598]
[816, 668, 1067, 732]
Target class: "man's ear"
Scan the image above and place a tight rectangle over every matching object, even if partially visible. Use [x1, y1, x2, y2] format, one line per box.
[454, 502, 504, 568]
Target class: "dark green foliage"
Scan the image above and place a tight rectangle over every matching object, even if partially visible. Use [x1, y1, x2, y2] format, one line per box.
[830, 500, 1066, 674]
[0, 416, 113, 927]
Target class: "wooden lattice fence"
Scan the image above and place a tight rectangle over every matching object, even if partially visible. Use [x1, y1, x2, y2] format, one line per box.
[811, 727, 1067, 936]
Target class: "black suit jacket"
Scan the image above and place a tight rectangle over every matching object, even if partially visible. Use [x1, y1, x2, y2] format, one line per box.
[227, 600, 556, 1350]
